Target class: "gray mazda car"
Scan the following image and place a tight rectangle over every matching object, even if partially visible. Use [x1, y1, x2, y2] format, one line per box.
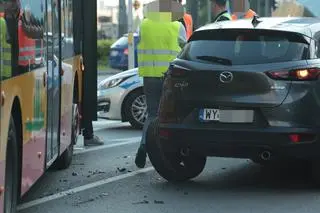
[147, 17, 320, 184]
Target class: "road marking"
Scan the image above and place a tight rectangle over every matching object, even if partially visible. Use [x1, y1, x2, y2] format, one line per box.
[17, 167, 154, 211]
[74, 138, 140, 155]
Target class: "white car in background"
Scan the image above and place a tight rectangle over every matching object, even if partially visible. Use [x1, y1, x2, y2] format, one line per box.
[97, 68, 146, 129]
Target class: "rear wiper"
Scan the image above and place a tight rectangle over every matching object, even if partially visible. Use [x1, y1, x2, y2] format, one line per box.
[196, 56, 232, 66]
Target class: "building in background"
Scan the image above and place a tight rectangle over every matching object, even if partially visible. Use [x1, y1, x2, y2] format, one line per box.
[97, 0, 118, 39]
[186, 0, 320, 30]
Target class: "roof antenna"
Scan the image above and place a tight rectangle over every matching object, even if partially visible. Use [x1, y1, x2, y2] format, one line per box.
[251, 15, 262, 27]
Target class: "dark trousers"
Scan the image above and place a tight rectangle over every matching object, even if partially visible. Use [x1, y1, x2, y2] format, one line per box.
[140, 77, 163, 146]
[82, 119, 93, 140]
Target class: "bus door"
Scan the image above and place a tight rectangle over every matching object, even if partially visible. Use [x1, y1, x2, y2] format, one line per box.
[46, 0, 61, 167]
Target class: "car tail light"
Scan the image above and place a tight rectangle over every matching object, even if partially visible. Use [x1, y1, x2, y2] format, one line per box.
[289, 133, 316, 143]
[124, 48, 129, 55]
[266, 68, 320, 81]
[168, 64, 190, 77]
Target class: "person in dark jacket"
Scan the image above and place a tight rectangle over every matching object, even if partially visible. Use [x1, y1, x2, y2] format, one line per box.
[211, 0, 232, 22]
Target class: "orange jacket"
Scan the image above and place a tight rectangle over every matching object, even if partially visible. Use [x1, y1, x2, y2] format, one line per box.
[0, 12, 4, 18]
[183, 13, 193, 40]
[18, 12, 36, 67]
[231, 9, 257, 20]
[244, 9, 257, 18]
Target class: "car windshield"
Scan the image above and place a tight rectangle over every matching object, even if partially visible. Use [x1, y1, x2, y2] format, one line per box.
[111, 36, 128, 47]
[179, 29, 310, 65]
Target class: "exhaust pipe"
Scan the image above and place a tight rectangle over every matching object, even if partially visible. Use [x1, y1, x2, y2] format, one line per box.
[260, 150, 271, 161]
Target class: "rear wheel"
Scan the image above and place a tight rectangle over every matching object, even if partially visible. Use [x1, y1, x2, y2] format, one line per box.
[124, 90, 147, 129]
[311, 158, 320, 186]
[146, 118, 206, 182]
[54, 103, 78, 170]
[4, 116, 19, 213]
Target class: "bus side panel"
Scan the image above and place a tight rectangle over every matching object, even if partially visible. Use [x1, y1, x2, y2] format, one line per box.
[0, 82, 11, 213]
[0, 71, 47, 197]
[59, 59, 73, 154]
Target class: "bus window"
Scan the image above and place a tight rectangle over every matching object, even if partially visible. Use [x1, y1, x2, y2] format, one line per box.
[19, 0, 45, 72]
[61, 0, 74, 60]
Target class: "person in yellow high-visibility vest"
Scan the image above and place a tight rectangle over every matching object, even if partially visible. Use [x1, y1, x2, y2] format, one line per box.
[135, 0, 186, 168]
[0, 2, 12, 80]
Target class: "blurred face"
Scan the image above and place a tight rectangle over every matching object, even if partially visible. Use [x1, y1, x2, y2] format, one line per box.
[2, 1, 19, 16]
[211, 0, 223, 16]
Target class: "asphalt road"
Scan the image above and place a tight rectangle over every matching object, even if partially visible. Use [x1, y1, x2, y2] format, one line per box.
[17, 120, 320, 213]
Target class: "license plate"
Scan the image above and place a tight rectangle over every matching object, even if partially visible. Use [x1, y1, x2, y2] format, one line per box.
[199, 108, 254, 123]
[199, 108, 220, 121]
[110, 50, 118, 56]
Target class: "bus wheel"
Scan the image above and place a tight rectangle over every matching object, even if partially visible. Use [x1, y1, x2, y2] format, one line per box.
[54, 104, 78, 170]
[4, 116, 19, 213]
[54, 141, 74, 170]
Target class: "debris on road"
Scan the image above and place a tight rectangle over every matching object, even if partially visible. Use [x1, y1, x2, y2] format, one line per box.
[154, 200, 165, 204]
[87, 169, 106, 178]
[132, 200, 149, 205]
[117, 167, 127, 172]
[72, 172, 78, 176]
[100, 193, 109, 197]
[75, 198, 95, 205]
[72, 163, 85, 166]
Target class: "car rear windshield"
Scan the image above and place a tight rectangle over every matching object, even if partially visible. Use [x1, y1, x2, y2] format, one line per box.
[178, 29, 310, 65]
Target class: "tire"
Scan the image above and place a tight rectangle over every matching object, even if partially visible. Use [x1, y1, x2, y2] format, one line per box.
[4, 116, 19, 213]
[124, 90, 147, 129]
[146, 118, 206, 182]
[54, 103, 78, 170]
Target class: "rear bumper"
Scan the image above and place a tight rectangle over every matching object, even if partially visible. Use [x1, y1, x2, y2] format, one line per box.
[159, 124, 320, 159]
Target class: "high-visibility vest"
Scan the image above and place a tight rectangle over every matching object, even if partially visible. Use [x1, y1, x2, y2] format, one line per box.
[183, 13, 193, 40]
[0, 15, 12, 78]
[18, 16, 36, 67]
[138, 18, 181, 77]
[214, 11, 232, 22]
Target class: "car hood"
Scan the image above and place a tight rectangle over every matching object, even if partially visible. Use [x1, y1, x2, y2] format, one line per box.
[98, 68, 138, 87]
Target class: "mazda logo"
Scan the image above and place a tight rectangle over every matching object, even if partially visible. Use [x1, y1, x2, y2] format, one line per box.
[219, 71, 233, 83]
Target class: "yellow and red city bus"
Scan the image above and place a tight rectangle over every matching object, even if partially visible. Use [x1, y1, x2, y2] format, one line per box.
[0, 0, 92, 212]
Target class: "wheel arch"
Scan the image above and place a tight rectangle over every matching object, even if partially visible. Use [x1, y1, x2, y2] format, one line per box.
[11, 96, 23, 198]
[121, 87, 143, 122]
